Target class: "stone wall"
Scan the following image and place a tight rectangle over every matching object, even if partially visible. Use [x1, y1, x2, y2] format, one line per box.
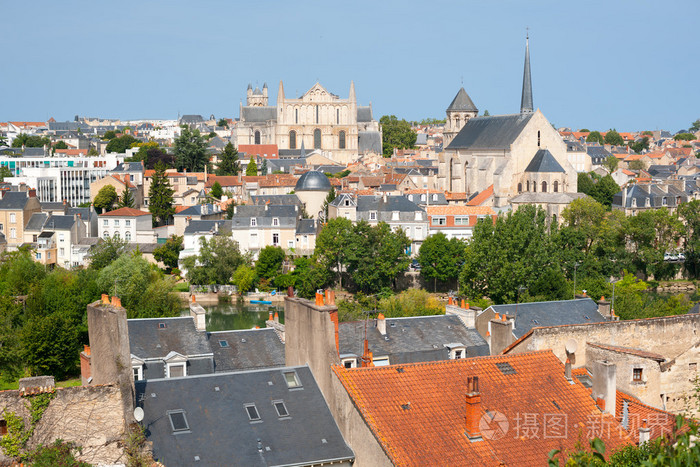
[0, 385, 127, 465]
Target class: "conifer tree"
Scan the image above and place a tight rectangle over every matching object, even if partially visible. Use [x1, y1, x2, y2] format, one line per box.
[149, 161, 175, 226]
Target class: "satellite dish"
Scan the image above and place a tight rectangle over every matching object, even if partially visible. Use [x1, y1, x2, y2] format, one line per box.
[134, 407, 144, 422]
[565, 339, 578, 354]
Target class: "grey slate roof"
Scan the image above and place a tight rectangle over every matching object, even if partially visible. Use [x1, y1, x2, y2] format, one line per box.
[25, 212, 48, 231]
[128, 317, 213, 360]
[295, 170, 331, 191]
[446, 87, 478, 112]
[358, 130, 382, 153]
[111, 161, 144, 173]
[338, 315, 489, 363]
[487, 298, 606, 339]
[179, 115, 204, 124]
[0, 191, 31, 210]
[296, 218, 317, 235]
[174, 204, 222, 217]
[356, 195, 425, 217]
[241, 107, 277, 123]
[315, 165, 347, 175]
[135, 367, 354, 467]
[612, 184, 687, 209]
[209, 328, 284, 372]
[43, 215, 76, 231]
[446, 113, 534, 151]
[566, 141, 585, 152]
[357, 106, 373, 122]
[231, 205, 298, 229]
[41, 202, 69, 212]
[251, 194, 302, 206]
[586, 145, 612, 164]
[524, 149, 565, 173]
[183, 220, 225, 235]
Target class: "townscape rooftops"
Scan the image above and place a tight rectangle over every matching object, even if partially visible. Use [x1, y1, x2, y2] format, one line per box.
[209, 328, 285, 372]
[136, 366, 354, 467]
[99, 207, 151, 217]
[0, 191, 32, 210]
[446, 113, 534, 151]
[487, 298, 606, 339]
[338, 315, 489, 362]
[241, 106, 277, 123]
[128, 317, 213, 360]
[333, 351, 631, 466]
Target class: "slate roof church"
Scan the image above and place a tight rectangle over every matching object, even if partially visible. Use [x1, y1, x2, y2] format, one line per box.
[437, 36, 580, 216]
[233, 81, 382, 164]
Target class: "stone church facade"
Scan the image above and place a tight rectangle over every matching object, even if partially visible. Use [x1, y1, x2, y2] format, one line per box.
[437, 37, 580, 217]
[234, 81, 382, 164]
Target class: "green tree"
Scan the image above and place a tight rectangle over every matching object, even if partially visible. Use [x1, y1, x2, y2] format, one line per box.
[314, 217, 354, 288]
[22, 312, 79, 380]
[255, 246, 286, 282]
[603, 154, 619, 173]
[628, 159, 647, 171]
[577, 172, 620, 208]
[11, 134, 51, 148]
[417, 233, 466, 291]
[291, 257, 330, 299]
[217, 118, 228, 128]
[232, 264, 256, 294]
[102, 130, 117, 140]
[105, 134, 138, 153]
[604, 129, 624, 146]
[181, 234, 249, 285]
[153, 235, 184, 273]
[689, 119, 700, 133]
[53, 141, 68, 150]
[148, 161, 175, 226]
[586, 131, 605, 145]
[0, 166, 13, 182]
[88, 237, 127, 270]
[379, 115, 417, 157]
[674, 132, 696, 141]
[210, 181, 223, 200]
[216, 142, 240, 175]
[629, 136, 650, 153]
[246, 157, 258, 176]
[87, 147, 99, 156]
[678, 200, 700, 278]
[117, 188, 135, 209]
[483, 110, 490, 117]
[174, 126, 208, 172]
[625, 209, 683, 280]
[260, 158, 268, 176]
[93, 185, 118, 213]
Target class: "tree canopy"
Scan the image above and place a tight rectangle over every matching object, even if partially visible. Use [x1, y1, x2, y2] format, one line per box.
[182, 234, 250, 285]
[603, 154, 619, 173]
[153, 235, 184, 273]
[11, 134, 50, 148]
[210, 181, 223, 200]
[586, 131, 605, 145]
[117, 187, 135, 209]
[255, 246, 286, 283]
[93, 185, 118, 213]
[217, 118, 229, 128]
[174, 126, 208, 172]
[105, 134, 138, 153]
[674, 132, 696, 141]
[148, 161, 175, 226]
[604, 129, 624, 146]
[379, 115, 417, 157]
[577, 172, 620, 208]
[216, 142, 240, 175]
[246, 157, 258, 176]
[53, 141, 68, 150]
[417, 233, 467, 291]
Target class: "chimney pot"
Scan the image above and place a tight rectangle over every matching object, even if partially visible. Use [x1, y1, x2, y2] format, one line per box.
[110, 296, 121, 308]
[274, 312, 279, 323]
[565, 357, 572, 381]
[465, 376, 482, 439]
[494, 313, 500, 320]
[501, 314, 507, 322]
[191, 294, 196, 303]
[465, 302, 469, 309]
[101, 294, 110, 304]
[377, 313, 386, 335]
[448, 296, 454, 306]
[84, 345, 91, 356]
[592, 360, 617, 416]
[269, 311, 273, 321]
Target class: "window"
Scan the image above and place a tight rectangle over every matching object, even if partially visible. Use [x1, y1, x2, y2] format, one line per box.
[289, 130, 296, 149]
[526, 181, 530, 191]
[313, 129, 321, 149]
[219, 340, 229, 348]
[288, 239, 294, 248]
[295, 108, 298, 124]
[369, 211, 377, 221]
[392, 211, 399, 221]
[553, 181, 559, 193]
[254, 131, 261, 145]
[518, 183, 522, 193]
[251, 218, 257, 227]
[59, 248, 65, 256]
[316, 105, 319, 124]
[339, 130, 346, 149]
[342, 358, 357, 368]
[125, 231, 131, 241]
[245, 404, 261, 421]
[455, 216, 469, 225]
[273, 400, 289, 418]
[59, 234, 65, 242]
[432, 216, 447, 226]
[336, 108, 340, 124]
[47, 251, 51, 259]
[373, 357, 390, 366]
[662, 197, 667, 206]
[125, 220, 131, 227]
[272, 233, 279, 245]
[36, 252, 41, 260]
[250, 233, 259, 247]
[415, 226, 422, 238]
[10, 228, 16, 239]
[690, 362, 697, 372]
[133, 366, 143, 381]
[542, 181, 547, 192]
[432, 194, 438, 201]
[114, 232, 120, 239]
[414, 212, 422, 221]
[0, 419, 7, 436]
[103, 219, 108, 226]
[103, 231, 109, 239]
[167, 363, 186, 378]
[159, 322, 166, 329]
[168, 411, 189, 432]
[633, 368, 643, 382]
[114, 219, 119, 226]
[9, 213, 15, 224]
[631, 198, 637, 207]
[284, 371, 301, 388]
[537, 130, 541, 147]
[0, 223, 3, 231]
[272, 218, 279, 226]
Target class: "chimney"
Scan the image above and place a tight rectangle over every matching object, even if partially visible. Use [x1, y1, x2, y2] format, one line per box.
[489, 315, 513, 355]
[592, 360, 617, 416]
[361, 338, 373, 367]
[565, 357, 572, 382]
[465, 376, 482, 440]
[598, 296, 611, 318]
[28, 188, 37, 198]
[315, 291, 324, 306]
[274, 312, 279, 323]
[189, 300, 206, 332]
[638, 419, 651, 444]
[377, 313, 386, 335]
[448, 296, 454, 306]
[269, 311, 273, 322]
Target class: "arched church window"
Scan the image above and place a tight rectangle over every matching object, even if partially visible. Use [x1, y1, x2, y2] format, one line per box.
[254, 131, 261, 145]
[316, 106, 319, 124]
[289, 131, 297, 149]
[537, 131, 541, 147]
[337, 108, 340, 124]
[553, 181, 559, 193]
[295, 108, 298, 124]
[526, 181, 530, 191]
[532, 181, 536, 193]
[552, 214, 557, 224]
[339, 131, 346, 149]
[542, 181, 547, 192]
[314, 129, 321, 149]
[518, 183, 522, 193]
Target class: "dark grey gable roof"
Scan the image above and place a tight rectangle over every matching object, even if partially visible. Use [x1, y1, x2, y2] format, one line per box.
[128, 317, 213, 359]
[524, 149, 565, 173]
[241, 106, 277, 123]
[359, 130, 382, 153]
[231, 205, 297, 228]
[209, 328, 284, 372]
[357, 106, 373, 122]
[446, 113, 533, 151]
[184, 220, 225, 235]
[356, 195, 424, 213]
[179, 115, 204, 124]
[339, 315, 489, 363]
[488, 298, 606, 339]
[296, 218, 316, 234]
[135, 367, 354, 467]
[251, 194, 302, 206]
[43, 215, 76, 230]
[0, 191, 30, 210]
[26, 212, 48, 231]
[447, 87, 478, 112]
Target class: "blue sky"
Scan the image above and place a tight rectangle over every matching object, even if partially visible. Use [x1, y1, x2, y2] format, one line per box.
[1, 0, 698, 132]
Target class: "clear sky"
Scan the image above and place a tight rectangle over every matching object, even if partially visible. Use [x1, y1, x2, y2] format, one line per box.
[1, 0, 698, 132]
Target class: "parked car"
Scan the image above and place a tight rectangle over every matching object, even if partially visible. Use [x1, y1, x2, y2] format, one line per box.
[411, 259, 421, 271]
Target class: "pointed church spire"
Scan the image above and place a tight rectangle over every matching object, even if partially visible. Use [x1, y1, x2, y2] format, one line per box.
[349, 80, 356, 102]
[300, 140, 306, 158]
[520, 32, 533, 114]
[277, 80, 285, 106]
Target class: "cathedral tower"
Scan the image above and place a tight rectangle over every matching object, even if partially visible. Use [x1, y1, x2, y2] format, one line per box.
[520, 34, 533, 114]
[444, 87, 478, 147]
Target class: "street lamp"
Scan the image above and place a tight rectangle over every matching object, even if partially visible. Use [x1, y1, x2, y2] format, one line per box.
[573, 262, 580, 299]
[609, 276, 618, 316]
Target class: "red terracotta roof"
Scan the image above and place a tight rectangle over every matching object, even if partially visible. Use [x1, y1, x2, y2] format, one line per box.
[205, 175, 242, 188]
[426, 205, 496, 216]
[445, 192, 468, 200]
[333, 351, 632, 466]
[467, 185, 494, 206]
[99, 207, 150, 217]
[616, 392, 676, 443]
[238, 144, 279, 158]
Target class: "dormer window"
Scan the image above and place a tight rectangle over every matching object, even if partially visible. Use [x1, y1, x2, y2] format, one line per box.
[662, 197, 667, 206]
[391, 211, 400, 221]
[272, 218, 279, 226]
[251, 218, 257, 227]
[432, 194, 438, 201]
[344, 199, 350, 207]
[369, 211, 377, 221]
[408, 194, 413, 201]
[645, 198, 650, 207]
[631, 198, 637, 207]
[414, 212, 422, 221]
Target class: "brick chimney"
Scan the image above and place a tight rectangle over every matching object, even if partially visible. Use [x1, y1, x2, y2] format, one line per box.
[489, 315, 513, 355]
[465, 376, 482, 440]
[638, 419, 651, 444]
[592, 360, 617, 416]
[598, 296, 611, 318]
[189, 300, 206, 332]
[377, 313, 386, 335]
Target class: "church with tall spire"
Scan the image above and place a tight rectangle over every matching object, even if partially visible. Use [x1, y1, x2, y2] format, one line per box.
[233, 81, 382, 164]
[437, 35, 581, 219]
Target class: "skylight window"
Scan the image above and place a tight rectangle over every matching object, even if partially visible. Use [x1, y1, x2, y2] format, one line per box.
[273, 400, 289, 417]
[245, 404, 261, 421]
[168, 411, 189, 432]
[158, 323, 166, 329]
[283, 371, 301, 388]
[495, 362, 517, 375]
[219, 340, 229, 348]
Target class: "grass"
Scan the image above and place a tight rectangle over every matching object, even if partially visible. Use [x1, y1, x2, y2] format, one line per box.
[0, 377, 82, 391]
[173, 282, 190, 292]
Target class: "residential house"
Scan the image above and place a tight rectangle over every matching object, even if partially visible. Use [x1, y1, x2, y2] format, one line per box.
[24, 213, 86, 267]
[425, 205, 496, 240]
[0, 190, 41, 249]
[99, 207, 153, 243]
[612, 183, 688, 215]
[173, 203, 224, 237]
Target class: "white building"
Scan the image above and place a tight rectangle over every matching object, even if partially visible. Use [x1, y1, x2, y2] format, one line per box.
[99, 207, 154, 243]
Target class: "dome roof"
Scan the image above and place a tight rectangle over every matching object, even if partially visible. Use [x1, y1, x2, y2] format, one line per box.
[295, 171, 332, 192]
